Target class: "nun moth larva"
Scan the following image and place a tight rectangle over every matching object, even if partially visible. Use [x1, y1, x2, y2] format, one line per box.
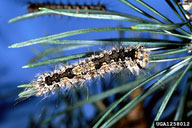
[28, 2, 106, 14]
[19, 45, 149, 98]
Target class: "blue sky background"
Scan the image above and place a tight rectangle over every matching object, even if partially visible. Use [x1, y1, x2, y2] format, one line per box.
[0, 0, 185, 127]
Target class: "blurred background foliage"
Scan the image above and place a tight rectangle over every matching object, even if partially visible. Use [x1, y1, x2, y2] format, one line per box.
[1, 0, 192, 128]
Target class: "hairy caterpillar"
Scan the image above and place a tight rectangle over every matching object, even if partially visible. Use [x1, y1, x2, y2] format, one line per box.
[28, 2, 106, 13]
[20, 46, 149, 98]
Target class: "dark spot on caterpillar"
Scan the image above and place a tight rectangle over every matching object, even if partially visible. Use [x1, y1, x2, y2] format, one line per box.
[92, 58, 103, 69]
[54, 84, 60, 88]
[45, 76, 52, 85]
[137, 63, 143, 69]
[59, 73, 65, 78]
[103, 54, 111, 64]
[130, 49, 136, 61]
[45, 73, 60, 85]
[57, 68, 76, 79]
[119, 48, 125, 53]
[110, 51, 119, 62]
[118, 48, 126, 61]
[124, 48, 136, 61]
[28, 2, 106, 13]
[65, 68, 75, 79]
[122, 61, 127, 68]
[52, 73, 60, 82]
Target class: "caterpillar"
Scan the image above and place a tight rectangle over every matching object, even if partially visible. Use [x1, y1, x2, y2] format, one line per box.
[28, 2, 106, 13]
[20, 45, 149, 98]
